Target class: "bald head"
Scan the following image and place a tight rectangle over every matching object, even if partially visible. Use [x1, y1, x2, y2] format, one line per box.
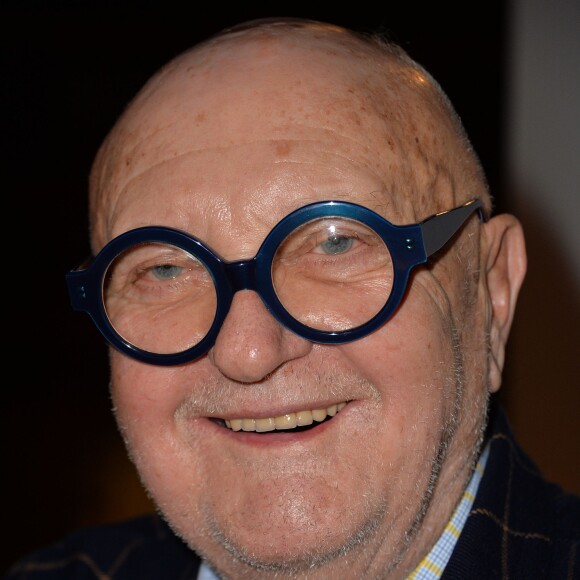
[88, 18, 489, 251]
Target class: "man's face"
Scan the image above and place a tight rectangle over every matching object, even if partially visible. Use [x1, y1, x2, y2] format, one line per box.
[98, 33, 489, 578]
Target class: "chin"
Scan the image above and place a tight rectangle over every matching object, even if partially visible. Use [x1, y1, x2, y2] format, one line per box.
[186, 514, 384, 577]
[154, 474, 393, 576]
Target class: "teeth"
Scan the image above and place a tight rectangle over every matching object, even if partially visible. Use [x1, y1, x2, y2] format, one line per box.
[224, 402, 347, 432]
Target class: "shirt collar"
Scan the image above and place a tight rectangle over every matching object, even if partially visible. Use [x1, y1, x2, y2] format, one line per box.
[407, 442, 490, 579]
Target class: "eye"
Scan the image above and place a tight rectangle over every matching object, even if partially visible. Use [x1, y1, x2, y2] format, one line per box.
[316, 235, 354, 255]
[150, 264, 183, 280]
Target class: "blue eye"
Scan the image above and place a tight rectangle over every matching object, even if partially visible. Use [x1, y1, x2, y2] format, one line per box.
[320, 235, 353, 255]
[151, 264, 182, 280]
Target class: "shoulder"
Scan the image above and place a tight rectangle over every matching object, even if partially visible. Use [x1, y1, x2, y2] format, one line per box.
[445, 404, 580, 579]
[4, 514, 200, 579]
[482, 405, 580, 541]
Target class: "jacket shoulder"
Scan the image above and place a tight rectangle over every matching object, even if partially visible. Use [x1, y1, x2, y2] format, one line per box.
[4, 514, 200, 579]
[445, 405, 580, 579]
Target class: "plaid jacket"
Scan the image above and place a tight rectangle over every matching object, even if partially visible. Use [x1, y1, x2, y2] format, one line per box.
[5, 405, 579, 579]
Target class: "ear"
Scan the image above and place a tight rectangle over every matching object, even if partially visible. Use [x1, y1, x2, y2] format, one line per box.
[483, 214, 527, 393]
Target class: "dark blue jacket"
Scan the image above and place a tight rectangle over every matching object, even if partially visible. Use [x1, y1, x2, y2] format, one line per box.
[5, 406, 579, 579]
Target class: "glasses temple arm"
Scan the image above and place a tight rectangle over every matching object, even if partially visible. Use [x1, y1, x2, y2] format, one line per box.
[420, 199, 485, 257]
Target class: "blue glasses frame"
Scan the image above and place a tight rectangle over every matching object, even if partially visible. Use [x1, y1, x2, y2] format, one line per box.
[66, 198, 484, 366]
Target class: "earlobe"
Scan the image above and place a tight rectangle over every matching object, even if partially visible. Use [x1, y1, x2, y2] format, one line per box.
[483, 214, 527, 393]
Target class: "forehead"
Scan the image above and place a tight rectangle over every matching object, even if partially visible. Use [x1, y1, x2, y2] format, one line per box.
[93, 29, 454, 251]
[109, 32, 405, 177]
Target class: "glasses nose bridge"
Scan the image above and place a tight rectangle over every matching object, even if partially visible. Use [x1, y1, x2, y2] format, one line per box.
[223, 258, 259, 294]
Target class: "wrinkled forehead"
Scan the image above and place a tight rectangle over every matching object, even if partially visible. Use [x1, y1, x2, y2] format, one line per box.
[90, 27, 474, 249]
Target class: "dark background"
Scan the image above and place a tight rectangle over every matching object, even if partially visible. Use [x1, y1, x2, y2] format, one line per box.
[3, 1, 576, 575]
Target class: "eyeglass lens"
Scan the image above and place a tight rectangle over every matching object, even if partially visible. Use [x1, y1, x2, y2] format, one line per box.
[104, 243, 218, 354]
[102, 216, 394, 355]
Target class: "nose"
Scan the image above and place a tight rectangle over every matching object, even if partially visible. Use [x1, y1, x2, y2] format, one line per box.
[208, 290, 312, 382]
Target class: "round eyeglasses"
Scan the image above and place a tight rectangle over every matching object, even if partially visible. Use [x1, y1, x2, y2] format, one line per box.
[66, 199, 484, 366]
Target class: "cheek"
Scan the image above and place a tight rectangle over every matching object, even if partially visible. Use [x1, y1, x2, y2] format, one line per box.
[351, 305, 455, 386]
[340, 293, 460, 453]
[110, 354, 178, 425]
[109, 353, 198, 497]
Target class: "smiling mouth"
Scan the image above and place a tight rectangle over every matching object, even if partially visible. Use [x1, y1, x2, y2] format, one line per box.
[220, 402, 347, 433]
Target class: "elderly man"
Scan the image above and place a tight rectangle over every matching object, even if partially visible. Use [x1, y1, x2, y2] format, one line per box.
[7, 17, 579, 580]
